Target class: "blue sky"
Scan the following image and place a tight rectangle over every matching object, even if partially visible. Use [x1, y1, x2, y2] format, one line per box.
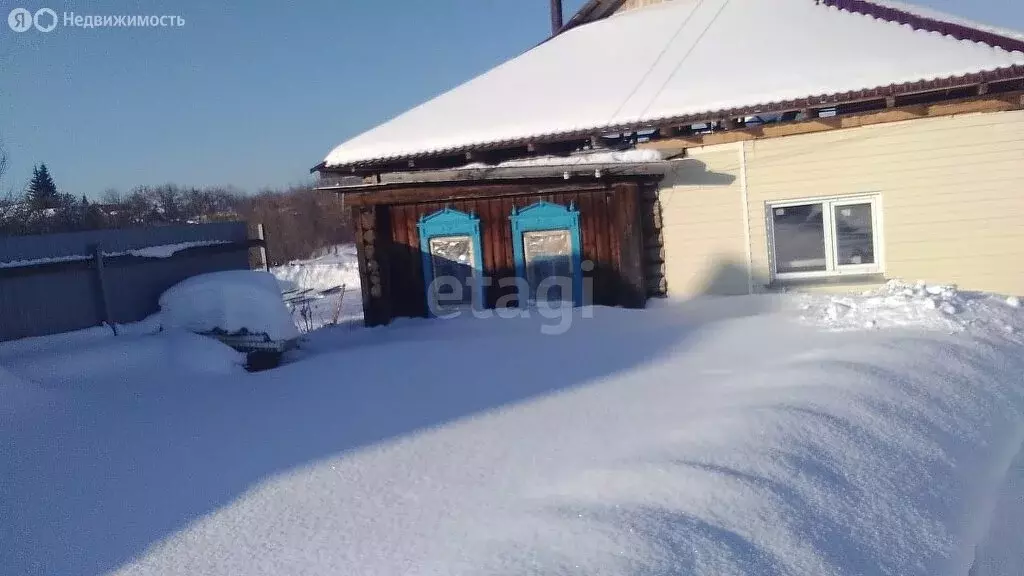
[0, 0, 1021, 198]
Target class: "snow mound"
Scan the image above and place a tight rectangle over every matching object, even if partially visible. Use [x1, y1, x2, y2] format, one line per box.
[795, 279, 1023, 335]
[162, 330, 246, 375]
[3, 330, 244, 386]
[160, 271, 299, 341]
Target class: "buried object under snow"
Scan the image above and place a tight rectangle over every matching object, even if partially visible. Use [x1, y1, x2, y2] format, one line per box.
[159, 270, 299, 365]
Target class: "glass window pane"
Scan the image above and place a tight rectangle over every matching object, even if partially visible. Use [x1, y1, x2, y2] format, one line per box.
[523, 229, 572, 302]
[771, 203, 827, 274]
[429, 235, 474, 306]
[834, 203, 875, 266]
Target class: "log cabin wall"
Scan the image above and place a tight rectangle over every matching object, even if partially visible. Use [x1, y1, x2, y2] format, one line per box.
[639, 182, 667, 298]
[347, 180, 650, 326]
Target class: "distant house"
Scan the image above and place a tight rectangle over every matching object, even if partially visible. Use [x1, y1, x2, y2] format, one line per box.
[314, 0, 1024, 326]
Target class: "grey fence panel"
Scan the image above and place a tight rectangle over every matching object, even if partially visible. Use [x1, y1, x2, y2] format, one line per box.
[104, 250, 251, 324]
[0, 222, 248, 262]
[0, 268, 100, 342]
[0, 223, 252, 342]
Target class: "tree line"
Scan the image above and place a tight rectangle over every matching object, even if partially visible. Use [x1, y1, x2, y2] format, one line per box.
[0, 146, 353, 265]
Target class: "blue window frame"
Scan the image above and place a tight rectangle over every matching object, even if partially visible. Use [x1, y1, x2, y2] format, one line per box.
[510, 201, 583, 307]
[417, 208, 485, 315]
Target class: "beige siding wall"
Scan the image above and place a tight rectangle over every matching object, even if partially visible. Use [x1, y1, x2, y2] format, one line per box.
[657, 109, 1024, 298]
[744, 110, 1024, 296]
[658, 144, 750, 296]
[616, 0, 674, 14]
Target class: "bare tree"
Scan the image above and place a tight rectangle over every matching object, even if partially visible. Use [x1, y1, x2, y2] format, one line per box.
[0, 141, 8, 186]
[235, 184, 353, 265]
[100, 188, 123, 205]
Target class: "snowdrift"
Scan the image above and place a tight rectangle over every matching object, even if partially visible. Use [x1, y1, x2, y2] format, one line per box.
[3, 286, 1022, 575]
[1, 330, 245, 386]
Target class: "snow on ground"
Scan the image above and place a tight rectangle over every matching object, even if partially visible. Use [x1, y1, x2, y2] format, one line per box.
[793, 279, 1022, 335]
[970, 440, 1024, 576]
[2, 286, 1023, 576]
[271, 244, 363, 332]
[0, 364, 51, 420]
[0, 329, 245, 386]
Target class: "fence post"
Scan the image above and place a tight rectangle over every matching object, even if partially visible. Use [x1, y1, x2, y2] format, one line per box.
[256, 223, 270, 272]
[91, 243, 117, 335]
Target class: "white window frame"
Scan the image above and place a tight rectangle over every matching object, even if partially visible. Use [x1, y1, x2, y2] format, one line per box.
[767, 194, 884, 281]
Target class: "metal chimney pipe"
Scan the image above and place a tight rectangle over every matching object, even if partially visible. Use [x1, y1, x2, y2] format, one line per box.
[550, 0, 564, 35]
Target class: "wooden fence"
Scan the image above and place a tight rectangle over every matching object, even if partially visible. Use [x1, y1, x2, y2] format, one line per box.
[0, 222, 260, 342]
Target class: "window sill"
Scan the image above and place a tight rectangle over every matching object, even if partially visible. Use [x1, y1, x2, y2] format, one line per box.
[767, 273, 887, 291]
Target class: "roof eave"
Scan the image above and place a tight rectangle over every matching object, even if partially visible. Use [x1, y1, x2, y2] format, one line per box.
[317, 160, 673, 193]
[318, 65, 1024, 173]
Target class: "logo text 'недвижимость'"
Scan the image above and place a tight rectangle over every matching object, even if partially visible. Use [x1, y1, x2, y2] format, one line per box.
[8, 8, 185, 33]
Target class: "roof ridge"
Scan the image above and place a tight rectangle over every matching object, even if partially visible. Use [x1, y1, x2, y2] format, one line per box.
[822, 0, 1024, 53]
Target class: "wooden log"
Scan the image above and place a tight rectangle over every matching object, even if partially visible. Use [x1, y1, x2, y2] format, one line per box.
[645, 246, 666, 262]
[646, 276, 668, 296]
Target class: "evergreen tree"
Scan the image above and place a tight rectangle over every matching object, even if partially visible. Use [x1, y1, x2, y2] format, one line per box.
[26, 163, 59, 211]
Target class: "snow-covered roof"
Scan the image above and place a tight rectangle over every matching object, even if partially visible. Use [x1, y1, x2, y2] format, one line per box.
[322, 0, 1024, 169]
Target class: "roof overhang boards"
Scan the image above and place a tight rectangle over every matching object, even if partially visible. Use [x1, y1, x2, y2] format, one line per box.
[315, 82, 1024, 182]
[317, 160, 673, 194]
[641, 89, 1024, 150]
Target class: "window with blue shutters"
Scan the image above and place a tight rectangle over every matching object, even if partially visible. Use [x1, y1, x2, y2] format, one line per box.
[418, 208, 485, 316]
[510, 201, 583, 307]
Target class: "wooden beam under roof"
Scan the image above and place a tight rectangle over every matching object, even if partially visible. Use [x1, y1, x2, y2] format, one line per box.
[638, 90, 1024, 150]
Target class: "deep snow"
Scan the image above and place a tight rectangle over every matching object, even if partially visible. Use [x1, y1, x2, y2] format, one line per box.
[2, 285, 1022, 576]
[970, 441, 1024, 576]
[271, 244, 363, 332]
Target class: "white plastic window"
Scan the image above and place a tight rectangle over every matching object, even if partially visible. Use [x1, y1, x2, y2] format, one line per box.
[769, 196, 882, 279]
